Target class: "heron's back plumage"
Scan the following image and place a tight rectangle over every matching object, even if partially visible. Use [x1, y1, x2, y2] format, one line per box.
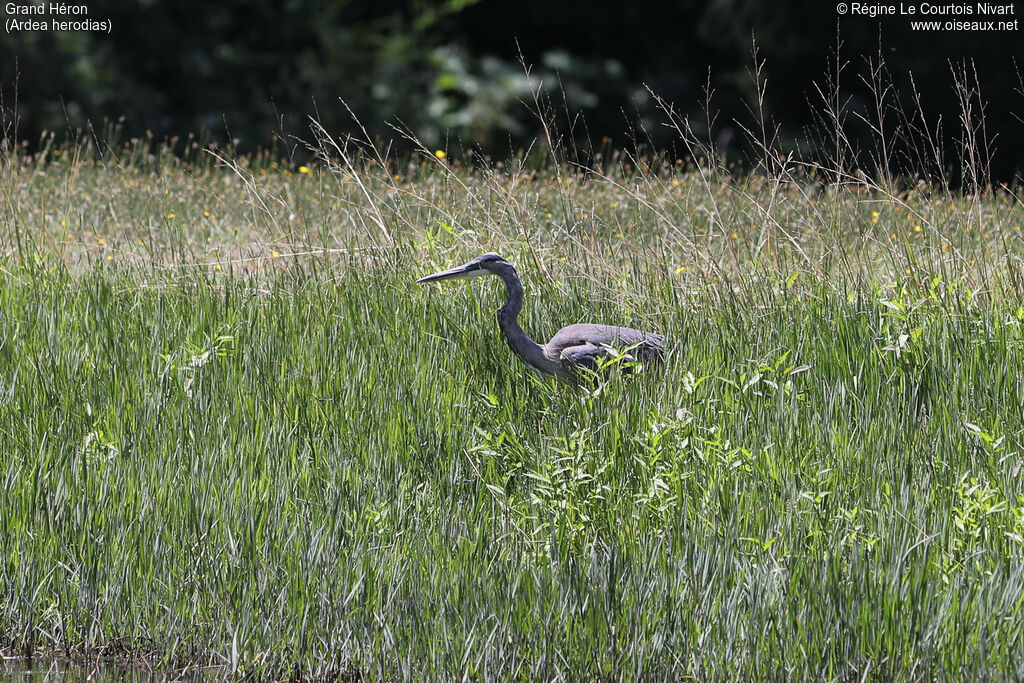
[545, 323, 664, 359]
[544, 323, 665, 376]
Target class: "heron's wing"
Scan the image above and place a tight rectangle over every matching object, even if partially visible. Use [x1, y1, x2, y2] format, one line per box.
[547, 323, 665, 363]
[557, 342, 606, 374]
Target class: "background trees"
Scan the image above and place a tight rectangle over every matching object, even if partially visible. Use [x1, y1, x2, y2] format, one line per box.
[2, 0, 1022, 179]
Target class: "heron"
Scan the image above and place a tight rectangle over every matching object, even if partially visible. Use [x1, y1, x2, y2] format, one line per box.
[417, 253, 666, 380]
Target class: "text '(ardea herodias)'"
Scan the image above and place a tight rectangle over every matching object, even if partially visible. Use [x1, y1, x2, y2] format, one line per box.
[417, 253, 666, 380]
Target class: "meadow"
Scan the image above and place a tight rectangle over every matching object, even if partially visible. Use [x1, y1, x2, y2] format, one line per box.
[1, 127, 1024, 680]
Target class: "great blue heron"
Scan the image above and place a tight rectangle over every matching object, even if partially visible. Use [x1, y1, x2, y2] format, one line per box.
[417, 253, 666, 380]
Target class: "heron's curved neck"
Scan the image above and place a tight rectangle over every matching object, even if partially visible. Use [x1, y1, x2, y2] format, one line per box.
[494, 266, 552, 373]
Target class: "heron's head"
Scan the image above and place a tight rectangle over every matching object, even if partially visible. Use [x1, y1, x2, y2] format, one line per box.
[416, 252, 510, 284]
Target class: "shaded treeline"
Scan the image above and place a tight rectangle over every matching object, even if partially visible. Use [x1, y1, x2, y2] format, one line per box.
[2, 0, 1022, 180]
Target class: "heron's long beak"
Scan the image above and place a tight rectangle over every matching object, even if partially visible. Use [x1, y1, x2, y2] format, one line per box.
[416, 263, 487, 284]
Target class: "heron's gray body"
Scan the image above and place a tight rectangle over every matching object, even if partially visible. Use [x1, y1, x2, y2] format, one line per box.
[544, 323, 664, 367]
[418, 253, 665, 380]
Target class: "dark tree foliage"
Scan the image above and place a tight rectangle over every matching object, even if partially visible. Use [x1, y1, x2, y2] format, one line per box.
[2, 0, 1022, 179]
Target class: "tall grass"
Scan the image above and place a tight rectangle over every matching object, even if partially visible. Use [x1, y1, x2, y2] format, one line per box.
[2, 66, 1024, 679]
